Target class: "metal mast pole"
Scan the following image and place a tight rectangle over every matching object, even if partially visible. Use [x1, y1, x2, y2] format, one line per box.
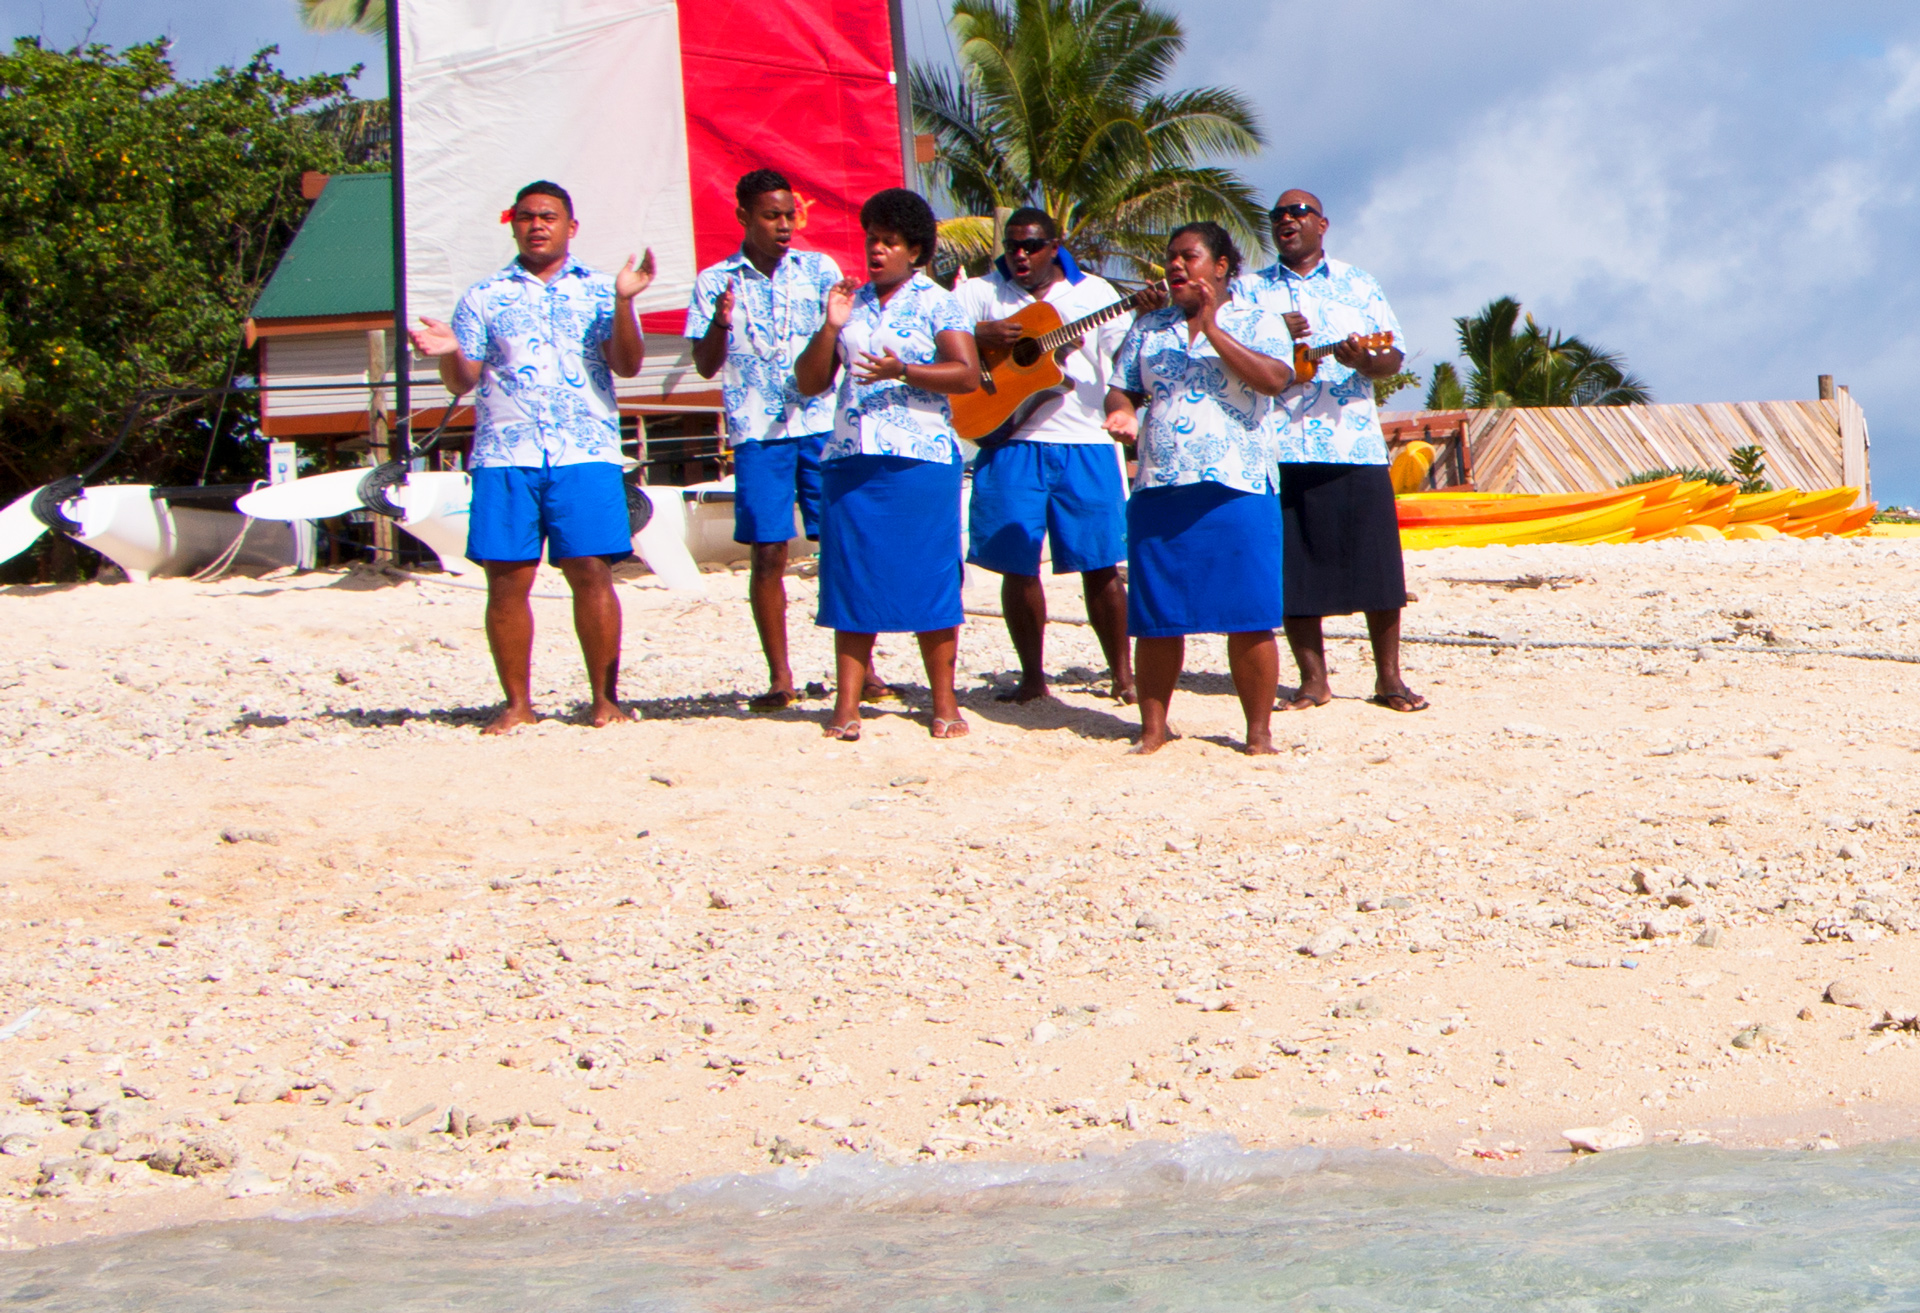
[385, 0, 412, 467]
[887, 0, 915, 189]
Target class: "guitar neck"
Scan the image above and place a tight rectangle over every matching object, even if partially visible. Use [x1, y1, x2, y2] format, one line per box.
[1033, 283, 1165, 353]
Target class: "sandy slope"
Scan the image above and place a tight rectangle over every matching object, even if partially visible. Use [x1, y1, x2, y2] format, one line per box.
[1, 536, 1918, 1248]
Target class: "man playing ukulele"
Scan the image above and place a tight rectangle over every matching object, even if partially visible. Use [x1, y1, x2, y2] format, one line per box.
[957, 208, 1135, 704]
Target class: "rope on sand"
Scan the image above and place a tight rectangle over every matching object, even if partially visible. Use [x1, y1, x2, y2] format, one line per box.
[963, 608, 1920, 665]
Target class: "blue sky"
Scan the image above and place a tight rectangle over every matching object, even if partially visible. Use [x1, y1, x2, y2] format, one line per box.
[12, 0, 1920, 504]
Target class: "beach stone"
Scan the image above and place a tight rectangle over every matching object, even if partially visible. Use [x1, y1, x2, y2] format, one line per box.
[1568, 955, 1613, 969]
[1730, 1023, 1782, 1051]
[1301, 928, 1356, 958]
[219, 827, 279, 845]
[78, 1130, 118, 1155]
[172, 1135, 238, 1178]
[1029, 1021, 1061, 1044]
[1637, 911, 1685, 939]
[582, 1136, 621, 1152]
[225, 1167, 281, 1198]
[1563, 1115, 1644, 1153]
[1135, 910, 1169, 933]
[1693, 928, 1721, 948]
[235, 1079, 292, 1105]
[1824, 980, 1872, 1010]
[63, 1082, 118, 1115]
[1331, 995, 1384, 1020]
[1838, 841, 1864, 861]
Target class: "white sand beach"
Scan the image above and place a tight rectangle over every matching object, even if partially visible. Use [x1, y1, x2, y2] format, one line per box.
[1, 536, 1918, 1248]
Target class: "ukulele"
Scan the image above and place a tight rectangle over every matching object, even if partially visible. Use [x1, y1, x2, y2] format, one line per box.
[951, 281, 1168, 447]
[1291, 331, 1397, 385]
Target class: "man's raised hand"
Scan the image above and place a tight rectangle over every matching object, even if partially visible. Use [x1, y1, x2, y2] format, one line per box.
[824, 277, 859, 330]
[410, 316, 459, 359]
[616, 249, 657, 300]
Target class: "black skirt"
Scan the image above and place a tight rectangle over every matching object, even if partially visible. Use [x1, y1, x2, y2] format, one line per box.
[1279, 462, 1407, 617]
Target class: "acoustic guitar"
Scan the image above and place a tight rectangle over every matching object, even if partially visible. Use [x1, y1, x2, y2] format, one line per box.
[950, 281, 1167, 447]
[1291, 331, 1397, 385]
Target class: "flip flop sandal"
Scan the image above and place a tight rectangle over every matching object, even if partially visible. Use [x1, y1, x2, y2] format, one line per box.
[823, 721, 862, 741]
[1367, 689, 1430, 713]
[749, 690, 797, 713]
[930, 717, 970, 739]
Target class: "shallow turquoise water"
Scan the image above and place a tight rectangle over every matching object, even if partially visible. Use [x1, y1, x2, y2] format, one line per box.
[6, 1138, 1920, 1310]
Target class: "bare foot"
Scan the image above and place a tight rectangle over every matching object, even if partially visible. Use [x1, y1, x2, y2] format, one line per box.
[1243, 730, 1277, 755]
[862, 682, 901, 703]
[482, 704, 539, 736]
[994, 681, 1047, 704]
[931, 716, 970, 739]
[587, 699, 635, 728]
[1112, 682, 1138, 706]
[1129, 727, 1180, 755]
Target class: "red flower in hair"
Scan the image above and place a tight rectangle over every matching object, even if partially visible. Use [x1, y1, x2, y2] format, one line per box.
[499, 207, 516, 224]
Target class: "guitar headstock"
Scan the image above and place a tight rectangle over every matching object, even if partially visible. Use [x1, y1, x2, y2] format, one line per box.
[1359, 332, 1395, 353]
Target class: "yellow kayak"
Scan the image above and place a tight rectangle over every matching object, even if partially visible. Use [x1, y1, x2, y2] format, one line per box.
[1726, 523, 1783, 541]
[1729, 488, 1800, 522]
[1400, 497, 1643, 550]
[1787, 486, 1860, 519]
[1390, 441, 1437, 494]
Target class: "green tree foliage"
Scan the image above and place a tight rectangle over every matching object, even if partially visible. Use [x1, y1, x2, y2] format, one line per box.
[0, 39, 363, 512]
[1424, 360, 1465, 410]
[1454, 296, 1651, 408]
[912, 0, 1268, 275]
[1728, 443, 1771, 494]
[1372, 369, 1420, 408]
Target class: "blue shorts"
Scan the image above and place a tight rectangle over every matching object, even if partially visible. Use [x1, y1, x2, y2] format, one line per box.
[732, 435, 824, 544]
[466, 463, 634, 565]
[967, 440, 1126, 576]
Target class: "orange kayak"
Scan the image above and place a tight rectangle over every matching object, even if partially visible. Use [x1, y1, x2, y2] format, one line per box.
[1837, 504, 1877, 533]
[1785, 508, 1850, 538]
[1687, 504, 1735, 530]
[1631, 499, 1695, 539]
[1695, 484, 1739, 515]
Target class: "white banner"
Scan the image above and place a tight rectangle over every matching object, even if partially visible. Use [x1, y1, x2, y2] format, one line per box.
[398, 0, 696, 322]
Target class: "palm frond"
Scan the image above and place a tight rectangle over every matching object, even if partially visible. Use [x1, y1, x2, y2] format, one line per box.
[297, 0, 385, 36]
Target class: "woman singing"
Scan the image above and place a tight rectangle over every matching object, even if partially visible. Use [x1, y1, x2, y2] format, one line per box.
[1103, 222, 1294, 755]
[794, 189, 980, 741]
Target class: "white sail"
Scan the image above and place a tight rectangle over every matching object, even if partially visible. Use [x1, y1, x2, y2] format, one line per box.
[398, 0, 697, 322]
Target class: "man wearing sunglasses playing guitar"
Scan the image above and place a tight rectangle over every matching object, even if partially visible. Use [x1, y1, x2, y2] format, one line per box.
[1238, 189, 1429, 715]
[955, 208, 1137, 705]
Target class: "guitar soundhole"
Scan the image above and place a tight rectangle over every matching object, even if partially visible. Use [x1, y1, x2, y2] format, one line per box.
[1011, 338, 1043, 368]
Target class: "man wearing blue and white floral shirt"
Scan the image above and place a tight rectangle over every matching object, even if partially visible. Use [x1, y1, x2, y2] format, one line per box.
[410, 180, 653, 735]
[689, 169, 892, 712]
[1238, 189, 1429, 716]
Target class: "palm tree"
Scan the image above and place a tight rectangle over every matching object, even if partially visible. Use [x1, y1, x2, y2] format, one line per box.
[296, 0, 384, 34]
[1453, 296, 1650, 408]
[913, 0, 1267, 275]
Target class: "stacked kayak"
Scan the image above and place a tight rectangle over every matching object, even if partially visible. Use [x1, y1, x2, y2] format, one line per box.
[1397, 479, 1876, 549]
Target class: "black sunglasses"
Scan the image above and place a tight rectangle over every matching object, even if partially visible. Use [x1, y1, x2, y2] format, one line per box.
[1269, 203, 1322, 220]
[1003, 237, 1054, 255]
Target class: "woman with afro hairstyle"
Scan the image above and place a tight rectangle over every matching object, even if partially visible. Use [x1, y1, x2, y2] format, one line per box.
[795, 189, 980, 741]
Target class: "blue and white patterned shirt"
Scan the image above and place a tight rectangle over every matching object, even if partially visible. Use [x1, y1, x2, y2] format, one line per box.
[1236, 256, 1405, 466]
[1113, 298, 1291, 495]
[685, 247, 842, 446]
[823, 272, 972, 464]
[452, 256, 622, 469]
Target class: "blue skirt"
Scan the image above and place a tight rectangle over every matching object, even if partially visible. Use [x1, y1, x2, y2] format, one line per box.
[816, 454, 965, 634]
[1126, 482, 1286, 637]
